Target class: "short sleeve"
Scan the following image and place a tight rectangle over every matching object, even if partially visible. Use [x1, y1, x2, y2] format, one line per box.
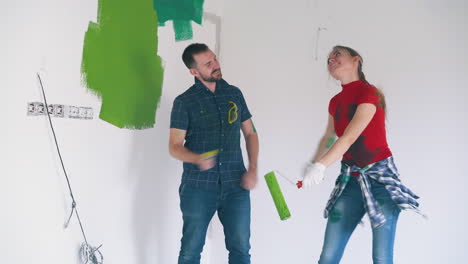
[356, 86, 380, 106]
[238, 89, 252, 122]
[170, 97, 189, 130]
[328, 95, 338, 116]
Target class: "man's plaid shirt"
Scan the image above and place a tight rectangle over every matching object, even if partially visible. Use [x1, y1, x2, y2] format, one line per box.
[170, 78, 252, 190]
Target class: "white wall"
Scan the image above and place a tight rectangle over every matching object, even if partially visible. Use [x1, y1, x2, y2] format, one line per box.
[3, 0, 468, 263]
[3, 0, 221, 263]
[212, 0, 468, 263]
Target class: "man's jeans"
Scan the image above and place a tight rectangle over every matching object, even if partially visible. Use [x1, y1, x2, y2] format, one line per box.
[178, 183, 251, 264]
[319, 176, 400, 264]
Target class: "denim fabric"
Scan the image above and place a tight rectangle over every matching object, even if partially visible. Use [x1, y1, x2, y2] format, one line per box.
[178, 183, 251, 264]
[324, 156, 421, 228]
[319, 176, 400, 264]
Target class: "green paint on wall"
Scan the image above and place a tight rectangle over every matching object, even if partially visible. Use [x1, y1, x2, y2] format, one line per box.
[154, 0, 205, 41]
[173, 20, 193, 41]
[81, 0, 164, 129]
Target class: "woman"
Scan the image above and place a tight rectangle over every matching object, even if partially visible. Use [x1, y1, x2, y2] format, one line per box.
[302, 45, 422, 264]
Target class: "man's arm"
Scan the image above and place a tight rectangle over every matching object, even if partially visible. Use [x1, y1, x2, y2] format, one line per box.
[240, 119, 259, 189]
[169, 128, 214, 171]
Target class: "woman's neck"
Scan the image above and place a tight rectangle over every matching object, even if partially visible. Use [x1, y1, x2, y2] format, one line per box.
[339, 75, 360, 85]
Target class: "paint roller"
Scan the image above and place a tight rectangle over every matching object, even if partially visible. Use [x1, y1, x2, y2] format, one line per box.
[200, 149, 219, 159]
[264, 171, 302, 220]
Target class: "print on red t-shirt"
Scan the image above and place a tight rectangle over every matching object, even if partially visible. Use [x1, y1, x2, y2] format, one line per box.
[328, 80, 392, 168]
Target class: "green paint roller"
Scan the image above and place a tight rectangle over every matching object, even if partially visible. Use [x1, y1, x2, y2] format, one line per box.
[264, 171, 292, 220]
[200, 149, 219, 159]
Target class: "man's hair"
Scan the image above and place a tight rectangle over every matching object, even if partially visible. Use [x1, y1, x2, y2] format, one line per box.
[182, 43, 209, 69]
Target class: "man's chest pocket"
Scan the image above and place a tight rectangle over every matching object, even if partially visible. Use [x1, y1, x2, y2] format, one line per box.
[191, 106, 221, 128]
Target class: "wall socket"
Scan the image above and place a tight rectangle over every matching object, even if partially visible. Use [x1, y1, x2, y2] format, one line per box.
[27, 102, 94, 120]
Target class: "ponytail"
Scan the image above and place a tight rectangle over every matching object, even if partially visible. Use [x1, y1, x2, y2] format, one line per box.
[357, 60, 386, 114]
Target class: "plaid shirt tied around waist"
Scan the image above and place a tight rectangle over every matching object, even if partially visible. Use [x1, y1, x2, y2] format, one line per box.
[324, 156, 424, 228]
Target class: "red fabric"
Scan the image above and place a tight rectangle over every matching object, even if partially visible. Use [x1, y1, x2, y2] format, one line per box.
[328, 80, 392, 167]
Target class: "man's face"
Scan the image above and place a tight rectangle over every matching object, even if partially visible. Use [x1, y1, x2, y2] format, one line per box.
[191, 50, 222, 82]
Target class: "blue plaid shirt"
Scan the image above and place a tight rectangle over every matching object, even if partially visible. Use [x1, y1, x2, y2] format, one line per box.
[170, 78, 252, 190]
[324, 156, 424, 228]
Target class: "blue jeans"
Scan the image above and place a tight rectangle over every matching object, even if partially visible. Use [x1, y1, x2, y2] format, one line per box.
[319, 176, 400, 264]
[178, 183, 251, 264]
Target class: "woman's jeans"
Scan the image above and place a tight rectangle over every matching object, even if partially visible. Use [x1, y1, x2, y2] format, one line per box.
[178, 183, 251, 264]
[319, 176, 400, 264]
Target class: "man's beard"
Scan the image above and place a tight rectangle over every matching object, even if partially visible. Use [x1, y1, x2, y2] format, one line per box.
[200, 69, 222, 82]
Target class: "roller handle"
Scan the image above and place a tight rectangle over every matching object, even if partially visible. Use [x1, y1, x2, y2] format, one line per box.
[296, 181, 303, 189]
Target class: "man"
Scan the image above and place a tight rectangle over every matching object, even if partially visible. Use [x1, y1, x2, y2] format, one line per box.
[169, 43, 259, 264]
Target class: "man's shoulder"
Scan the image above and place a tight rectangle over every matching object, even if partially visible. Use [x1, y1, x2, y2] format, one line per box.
[175, 84, 202, 101]
[220, 79, 243, 95]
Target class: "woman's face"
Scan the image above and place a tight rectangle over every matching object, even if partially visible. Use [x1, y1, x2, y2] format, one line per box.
[327, 48, 360, 80]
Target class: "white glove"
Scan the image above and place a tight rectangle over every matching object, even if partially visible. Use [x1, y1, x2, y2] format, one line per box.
[302, 161, 326, 187]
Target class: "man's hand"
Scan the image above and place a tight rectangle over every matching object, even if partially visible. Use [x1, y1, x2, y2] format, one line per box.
[196, 157, 216, 171]
[241, 168, 258, 190]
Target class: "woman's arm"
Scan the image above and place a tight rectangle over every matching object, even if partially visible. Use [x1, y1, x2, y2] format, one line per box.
[318, 103, 377, 166]
[302, 103, 377, 187]
[310, 114, 337, 162]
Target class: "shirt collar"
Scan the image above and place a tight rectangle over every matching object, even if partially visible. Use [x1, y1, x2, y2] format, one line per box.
[341, 80, 364, 91]
[194, 77, 229, 92]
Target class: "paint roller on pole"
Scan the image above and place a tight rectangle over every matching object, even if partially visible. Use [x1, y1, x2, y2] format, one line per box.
[264, 170, 303, 220]
[275, 170, 303, 189]
[200, 149, 219, 159]
[265, 171, 291, 220]
[264, 171, 303, 221]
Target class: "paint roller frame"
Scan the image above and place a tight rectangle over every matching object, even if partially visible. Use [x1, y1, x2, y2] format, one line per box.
[264, 171, 292, 221]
